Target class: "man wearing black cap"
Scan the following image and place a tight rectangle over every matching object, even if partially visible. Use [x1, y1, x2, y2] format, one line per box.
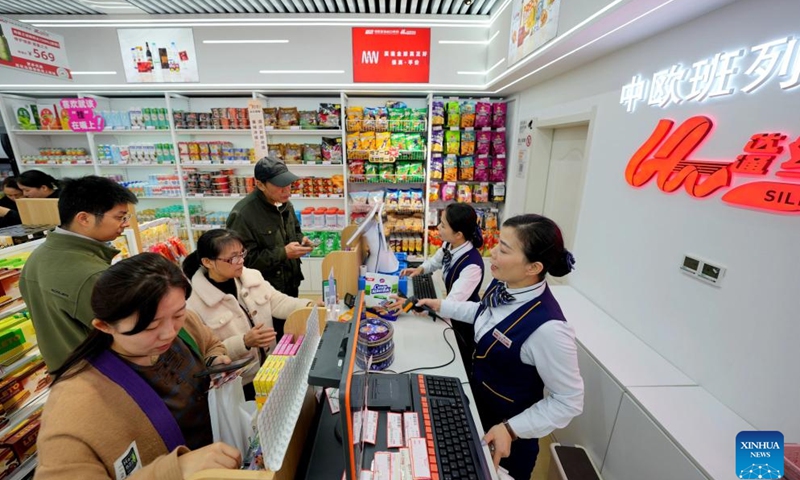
[226, 157, 313, 335]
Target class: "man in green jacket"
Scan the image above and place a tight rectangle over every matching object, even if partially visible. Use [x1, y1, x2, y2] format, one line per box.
[19, 176, 138, 372]
[226, 157, 313, 335]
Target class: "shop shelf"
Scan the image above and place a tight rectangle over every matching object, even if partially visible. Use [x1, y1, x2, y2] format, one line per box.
[97, 163, 177, 168]
[8, 453, 37, 480]
[10, 129, 85, 136]
[93, 129, 171, 135]
[174, 128, 252, 135]
[19, 163, 94, 168]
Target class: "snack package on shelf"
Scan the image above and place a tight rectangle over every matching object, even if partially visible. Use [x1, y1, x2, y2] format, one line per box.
[491, 183, 506, 202]
[475, 155, 490, 182]
[492, 131, 507, 155]
[460, 130, 476, 156]
[431, 100, 445, 126]
[459, 156, 475, 181]
[321, 137, 343, 164]
[490, 156, 507, 182]
[346, 106, 364, 132]
[445, 130, 460, 155]
[318, 103, 341, 129]
[492, 102, 507, 129]
[475, 102, 492, 128]
[476, 130, 492, 155]
[430, 154, 444, 180]
[460, 101, 476, 129]
[277, 107, 299, 128]
[430, 127, 444, 153]
[446, 101, 461, 128]
[443, 155, 458, 182]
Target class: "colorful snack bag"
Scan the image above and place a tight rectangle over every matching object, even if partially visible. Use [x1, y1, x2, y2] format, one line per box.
[410, 189, 424, 210]
[278, 107, 299, 128]
[460, 130, 476, 156]
[322, 137, 342, 163]
[346, 133, 360, 152]
[431, 127, 444, 153]
[362, 107, 377, 131]
[473, 183, 489, 203]
[406, 134, 425, 151]
[475, 155, 490, 182]
[492, 102, 507, 129]
[388, 107, 405, 130]
[349, 159, 366, 181]
[490, 156, 507, 182]
[457, 184, 472, 203]
[491, 183, 505, 202]
[476, 130, 492, 155]
[299, 111, 318, 128]
[302, 144, 322, 163]
[441, 182, 457, 202]
[430, 154, 444, 180]
[475, 102, 492, 128]
[429, 182, 441, 202]
[268, 144, 285, 161]
[284, 144, 303, 164]
[407, 162, 425, 182]
[431, 100, 445, 125]
[411, 108, 427, 131]
[391, 133, 407, 150]
[460, 101, 476, 128]
[365, 162, 380, 182]
[318, 103, 341, 129]
[263, 108, 278, 127]
[385, 189, 400, 210]
[379, 163, 395, 182]
[444, 155, 458, 181]
[376, 107, 388, 131]
[492, 131, 507, 155]
[399, 190, 413, 210]
[445, 130, 460, 155]
[446, 101, 461, 128]
[359, 132, 376, 150]
[459, 156, 475, 181]
[346, 106, 363, 132]
[376, 131, 392, 150]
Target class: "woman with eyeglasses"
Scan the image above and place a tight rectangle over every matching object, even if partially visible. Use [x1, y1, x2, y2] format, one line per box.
[182, 229, 318, 400]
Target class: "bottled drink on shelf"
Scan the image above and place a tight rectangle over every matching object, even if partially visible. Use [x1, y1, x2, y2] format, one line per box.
[145, 42, 153, 70]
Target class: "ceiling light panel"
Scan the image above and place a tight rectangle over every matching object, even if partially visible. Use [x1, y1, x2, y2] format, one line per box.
[0, 0, 103, 14]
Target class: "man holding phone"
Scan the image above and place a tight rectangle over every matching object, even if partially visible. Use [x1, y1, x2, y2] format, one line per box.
[227, 156, 313, 298]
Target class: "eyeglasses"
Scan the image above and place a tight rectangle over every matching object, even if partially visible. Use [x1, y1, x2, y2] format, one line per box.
[216, 250, 248, 265]
[96, 212, 133, 223]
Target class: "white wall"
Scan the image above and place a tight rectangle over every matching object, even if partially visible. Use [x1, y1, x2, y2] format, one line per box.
[515, 0, 800, 440]
[0, 22, 488, 89]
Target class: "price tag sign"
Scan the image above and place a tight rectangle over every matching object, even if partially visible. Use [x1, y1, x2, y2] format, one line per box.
[0, 16, 72, 79]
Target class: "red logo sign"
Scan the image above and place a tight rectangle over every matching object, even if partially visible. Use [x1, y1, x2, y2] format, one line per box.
[352, 28, 430, 83]
[625, 116, 800, 214]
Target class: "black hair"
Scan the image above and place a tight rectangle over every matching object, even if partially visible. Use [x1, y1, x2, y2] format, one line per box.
[444, 203, 484, 248]
[182, 228, 245, 279]
[57, 176, 138, 227]
[51, 253, 192, 382]
[503, 214, 575, 279]
[2, 177, 19, 190]
[17, 170, 59, 190]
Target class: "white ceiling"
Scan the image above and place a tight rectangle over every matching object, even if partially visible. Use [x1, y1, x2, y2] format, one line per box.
[0, 0, 499, 16]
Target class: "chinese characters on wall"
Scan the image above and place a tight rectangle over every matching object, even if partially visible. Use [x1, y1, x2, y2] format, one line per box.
[620, 35, 800, 112]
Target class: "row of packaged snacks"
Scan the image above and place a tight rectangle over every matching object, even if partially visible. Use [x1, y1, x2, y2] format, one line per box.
[345, 132, 426, 153]
[304, 231, 341, 257]
[177, 141, 255, 164]
[431, 128, 506, 156]
[290, 176, 345, 197]
[345, 106, 428, 132]
[431, 100, 507, 129]
[388, 233, 424, 256]
[22, 147, 91, 164]
[431, 154, 507, 183]
[384, 214, 425, 234]
[429, 182, 506, 204]
[350, 189, 425, 213]
[348, 161, 426, 183]
[173, 104, 341, 130]
[268, 138, 342, 164]
[184, 170, 254, 197]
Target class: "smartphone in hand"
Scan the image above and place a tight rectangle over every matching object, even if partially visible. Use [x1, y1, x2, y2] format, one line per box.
[194, 356, 255, 378]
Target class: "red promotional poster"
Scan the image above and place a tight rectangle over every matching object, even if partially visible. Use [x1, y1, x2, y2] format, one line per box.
[352, 28, 430, 83]
[0, 16, 72, 80]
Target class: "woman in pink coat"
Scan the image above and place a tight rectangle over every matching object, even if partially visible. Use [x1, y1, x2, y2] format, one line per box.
[183, 229, 316, 399]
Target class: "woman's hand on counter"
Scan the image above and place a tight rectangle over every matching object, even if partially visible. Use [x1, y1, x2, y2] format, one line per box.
[415, 298, 442, 313]
[483, 424, 512, 469]
[400, 266, 424, 277]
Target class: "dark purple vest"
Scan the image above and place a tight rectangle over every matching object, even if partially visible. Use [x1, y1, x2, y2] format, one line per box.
[472, 281, 566, 429]
[443, 244, 485, 302]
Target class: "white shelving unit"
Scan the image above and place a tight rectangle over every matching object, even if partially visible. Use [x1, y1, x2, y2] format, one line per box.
[0, 93, 348, 252]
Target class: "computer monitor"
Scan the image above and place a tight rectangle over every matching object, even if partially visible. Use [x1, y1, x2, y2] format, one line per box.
[346, 201, 399, 274]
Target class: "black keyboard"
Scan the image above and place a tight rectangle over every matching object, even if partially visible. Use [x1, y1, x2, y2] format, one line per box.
[412, 273, 437, 299]
[411, 374, 491, 480]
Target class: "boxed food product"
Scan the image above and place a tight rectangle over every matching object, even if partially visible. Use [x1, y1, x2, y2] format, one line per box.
[363, 273, 399, 307]
[15, 105, 38, 130]
[36, 104, 61, 130]
[0, 359, 50, 417]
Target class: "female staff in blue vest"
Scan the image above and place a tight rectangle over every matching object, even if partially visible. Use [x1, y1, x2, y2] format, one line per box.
[416, 214, 584, 480]
[399, 203, 485, 372]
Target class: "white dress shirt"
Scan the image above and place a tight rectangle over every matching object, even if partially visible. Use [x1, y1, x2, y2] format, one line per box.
[439, 279, 584, 439]
[420, 242, 484, 302]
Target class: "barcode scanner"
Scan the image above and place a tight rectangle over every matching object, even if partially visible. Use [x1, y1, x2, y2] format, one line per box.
[401, 296, 441, 321]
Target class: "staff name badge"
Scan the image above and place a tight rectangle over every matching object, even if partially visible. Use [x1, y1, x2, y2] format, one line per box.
[114, 441, 142, 480]
[492, 329, 513, 348]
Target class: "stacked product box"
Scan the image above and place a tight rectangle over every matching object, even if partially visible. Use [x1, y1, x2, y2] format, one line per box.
[177, 141, 254, 164]
[21, 147, 91, 165]
[97, 108, 170, 130]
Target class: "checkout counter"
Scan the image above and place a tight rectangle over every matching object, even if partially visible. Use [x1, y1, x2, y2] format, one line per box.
[189, 225, 496, 480]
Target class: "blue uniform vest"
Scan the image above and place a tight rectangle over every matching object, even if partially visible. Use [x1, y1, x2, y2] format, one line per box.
[472, 281, 566, 429]
[443, 243, 485, 377]
[443, 243, 485, 302]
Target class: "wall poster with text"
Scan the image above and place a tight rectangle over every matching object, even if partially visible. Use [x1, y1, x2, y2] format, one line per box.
[508, 0, 561, 66]
[117, 28, 199, 83]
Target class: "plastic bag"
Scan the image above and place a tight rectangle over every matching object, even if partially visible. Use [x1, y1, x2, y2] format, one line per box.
[208, 376, 258, 460]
